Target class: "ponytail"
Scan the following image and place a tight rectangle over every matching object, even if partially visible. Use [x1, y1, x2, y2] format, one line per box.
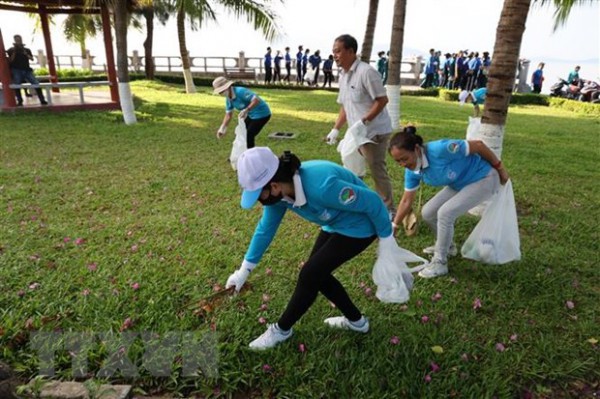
[389, 125, 424, 152]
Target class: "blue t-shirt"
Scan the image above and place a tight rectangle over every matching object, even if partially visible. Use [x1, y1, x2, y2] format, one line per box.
[225, 86, 271, 119]
[532, 69, 543, 85]
[404, 139, 492, 192]
[472, 88, 487, 105]
[244, 161, 392, 264]
[264, 53, 272, 67]
[285, 53, 291, 65]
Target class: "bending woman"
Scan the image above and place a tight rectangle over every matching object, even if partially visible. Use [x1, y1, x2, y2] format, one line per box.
[389, 126, 509, 278]
[225, 147, 393, 350]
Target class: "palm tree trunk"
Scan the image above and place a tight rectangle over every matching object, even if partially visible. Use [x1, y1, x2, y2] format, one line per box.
[177, 7, 196, 94]
[385, 0, 407, 131]
[114, 0, 137, 124]
[143, 7, 155, 80]
[360, 0, 379, 63]
[479, 0, 532, 158]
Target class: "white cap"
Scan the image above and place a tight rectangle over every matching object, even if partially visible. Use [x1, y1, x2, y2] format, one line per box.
[237, 147, 279, 209]
[458, 90, 470, 105]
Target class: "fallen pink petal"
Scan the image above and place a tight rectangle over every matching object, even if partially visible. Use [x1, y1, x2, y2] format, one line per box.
[364, 287, 373, 296]
[131, 244, 139, 252]
[74, 238, 85, 246]
[565, 300, 575, 309]
[262, 364, 272, 372]
[421, 315, 429, 323]
[87, 263, 98, 272]
[17, 290, 25, 298]
[258, 317, 267, 324]
[298, 343, 306, 353]
[259, 303, 268, 311]
[424, 374, 432, 383]
[432, 292, 442, 302]
[495, 342, 506, 352]
[63, 237, 71, 243]
[473, 298, 482, 310]
[29, 282, 40, 290]
[430, 362, 440, 373]
[262, 293, 271, 302]
[510, 334, 518, 342]
[399, 304, 409, 312]
[390, 336, 400, 345]
[131, 282, 140, 290]
[82, 289, 90, 296]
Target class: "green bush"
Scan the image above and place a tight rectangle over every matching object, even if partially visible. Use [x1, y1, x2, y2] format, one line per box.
[439, 89, 459, 101]
[404, 87, 439, 97]
[548, 96, 600, 116]
[509, 93, 550, 106]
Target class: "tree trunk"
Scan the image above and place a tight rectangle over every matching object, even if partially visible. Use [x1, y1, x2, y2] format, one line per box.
[360, 0, 379, 63]
[177, 7, 196, 94]
[479, 0, 532, 158]
[114, 0, 137, 124]
[385, 0, 407, 131]
[143, 7, 155, 80]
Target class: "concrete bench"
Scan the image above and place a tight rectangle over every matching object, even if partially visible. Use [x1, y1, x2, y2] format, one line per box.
[8, 81, 111, 105]
[224, 68, 256, 81]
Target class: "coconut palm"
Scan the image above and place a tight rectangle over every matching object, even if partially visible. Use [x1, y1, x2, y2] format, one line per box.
[385, 0, 407, 131]
[63, 14, 102, 58]
[360, 0, 379, 63]
[134, 0, 172, 79]
[172, 0, 280, 94]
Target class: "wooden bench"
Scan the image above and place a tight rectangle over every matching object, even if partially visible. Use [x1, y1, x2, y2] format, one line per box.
[8, 81, 111, 105]
[224, 68, 256, 81]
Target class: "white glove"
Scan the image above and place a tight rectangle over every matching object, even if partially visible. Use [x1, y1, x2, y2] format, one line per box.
[326, 128, 340, 145]
[238, 108, 249, 120]
[216, 124, 227, 139]
[225, 260, 256, 292]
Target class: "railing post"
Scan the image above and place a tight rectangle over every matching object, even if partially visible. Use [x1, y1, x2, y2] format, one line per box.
[82, 49, 92, 70]
[413, 56, 423, 82]
[515, 58, 530, 93]
[238, 51, 246, 72]
[37, 49, 47, 68]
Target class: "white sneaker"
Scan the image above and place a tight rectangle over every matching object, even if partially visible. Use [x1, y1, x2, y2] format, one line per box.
[423, 243, 458, 257]
[418, 258, 449, 278]
[324, 316, 369, 333]
[248, 324, 292, 350]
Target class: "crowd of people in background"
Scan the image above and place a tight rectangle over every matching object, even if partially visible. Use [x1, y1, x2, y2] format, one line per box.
[417, 48, 491, 91]
[263, 45, 335, 88]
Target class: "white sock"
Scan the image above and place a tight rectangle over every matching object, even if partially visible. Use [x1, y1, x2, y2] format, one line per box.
[349, 316, 366, 327]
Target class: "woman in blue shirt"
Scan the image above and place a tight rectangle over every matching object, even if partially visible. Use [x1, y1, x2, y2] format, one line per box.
[389, 126, 509, 278]
[225, 147, 394, 350]
[213, 77, 271, 148]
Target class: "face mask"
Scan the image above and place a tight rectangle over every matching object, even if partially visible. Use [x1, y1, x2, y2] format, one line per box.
[259, 192, 283, 206]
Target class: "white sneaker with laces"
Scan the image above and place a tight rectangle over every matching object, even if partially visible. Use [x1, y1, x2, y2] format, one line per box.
[423, 243, 458, 257]
[248, 324, 292, 350]
[324, 316, 369, 333]
[418, 257, 449, 278]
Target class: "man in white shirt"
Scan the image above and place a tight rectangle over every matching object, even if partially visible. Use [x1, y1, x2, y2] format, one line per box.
[326, 34, 394, 214]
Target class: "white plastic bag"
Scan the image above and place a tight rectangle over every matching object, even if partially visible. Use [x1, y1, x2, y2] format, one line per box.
[337, 135, 366, 177]
[229, 117, 247, 171]
[373, 238, 428, 303]
[461, 180, 521, 264]
[466, 116, 481, 140]
[304, 66, 316, 83]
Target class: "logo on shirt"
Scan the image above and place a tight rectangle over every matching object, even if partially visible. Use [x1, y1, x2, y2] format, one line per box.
[447, 170, 457, 180]
[338, 187, 356, 205]
[318, 210, 332, 221]
[447, 142, 460, 154]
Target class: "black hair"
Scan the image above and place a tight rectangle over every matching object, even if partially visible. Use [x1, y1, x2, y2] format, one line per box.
[334, 34, 358, 53]
[270, 150, 302, 184]
[389, 126, 424, 152]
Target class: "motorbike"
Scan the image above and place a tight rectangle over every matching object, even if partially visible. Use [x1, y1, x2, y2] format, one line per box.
[577, 80, 600, 103]
[549, 78, 569, 97]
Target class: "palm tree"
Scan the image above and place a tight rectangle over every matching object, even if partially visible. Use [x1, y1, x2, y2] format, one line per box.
[385, 0, 407, 131]
[134, 0, 172, 79]
[63, 14, 102, 58]
[360, 0, 379, 63]
[480, 0, 587, 156]
[172, 0, 281, 94]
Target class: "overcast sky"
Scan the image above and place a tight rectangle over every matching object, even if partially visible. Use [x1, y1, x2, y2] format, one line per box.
[1, 0, 598, 67]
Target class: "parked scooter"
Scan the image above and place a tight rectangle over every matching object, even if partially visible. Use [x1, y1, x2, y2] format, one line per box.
[549, 78, 569, 97]
[577, 80, 600, 103]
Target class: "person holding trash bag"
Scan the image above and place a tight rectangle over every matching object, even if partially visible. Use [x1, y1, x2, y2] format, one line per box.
[388, 126, 510, 278]
[458, 87, 487, 117]
[325, 34, 395, 217]
[213, 76, 271, 149]
[225, 147, 398, 350]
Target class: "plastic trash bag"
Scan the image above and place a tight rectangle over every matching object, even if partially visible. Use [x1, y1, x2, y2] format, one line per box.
[337, 135, 366, 177]
[229, 117, 247, 171]
[304, 66, 316, 84]
[466, 116, 481, 140]
[373, 238, 428, 303]
[461, 180, 521, 264]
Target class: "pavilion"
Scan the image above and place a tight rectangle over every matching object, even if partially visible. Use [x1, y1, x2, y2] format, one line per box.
[0, 0, 119, 112]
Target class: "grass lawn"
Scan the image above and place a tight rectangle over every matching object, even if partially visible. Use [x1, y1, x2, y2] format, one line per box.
[1, 81, 598, 398]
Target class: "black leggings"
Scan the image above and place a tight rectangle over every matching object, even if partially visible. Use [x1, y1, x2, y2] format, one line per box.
[277, 231, 376, 331]
[245, 115, 271, 148]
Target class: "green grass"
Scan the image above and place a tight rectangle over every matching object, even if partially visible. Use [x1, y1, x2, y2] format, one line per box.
[1, 81, 599, 398]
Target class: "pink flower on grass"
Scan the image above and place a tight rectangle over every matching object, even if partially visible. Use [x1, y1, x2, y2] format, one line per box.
[399, 304, 409, 312]
[473, 298, 482, 310]
[390, 336, 400, 345]
[298, 343, 307, 353]
[431, 292, 442, 302]
[63, 237, 72, 243]
[430, 362, 440, 373]
[424, 374, 432, 383]
[74, 237, 85, 246]
[131, 282, 140, 290]
[87, 263, 97, 272]
[495, 342, 506, 352]
[262, 293, 271, 302]
[120, 317, 133, 332]
[421, 315, 430, 324]
[131, 244, 139, 253]
[259, 303, 268, 311]
[29, 282, 40, 290]
[258, 317, 267, 325]
[82, 289, 90, 296]
[17, 290, 26, 298]
[566, 300, 575, 309]
[364, 287, 373, 296]
[262, 364, 272, 373]
[510, 334, 518, 342]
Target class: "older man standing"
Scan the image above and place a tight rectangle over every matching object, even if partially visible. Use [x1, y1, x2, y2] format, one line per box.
[326, 34, 394, 216]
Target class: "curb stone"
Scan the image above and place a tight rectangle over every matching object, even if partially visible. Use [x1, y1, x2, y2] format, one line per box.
[33, 381, 131, 399]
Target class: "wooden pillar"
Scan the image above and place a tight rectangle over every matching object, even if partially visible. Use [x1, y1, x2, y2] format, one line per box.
[101, 5, 119, 102]
[39, 5, 59, 93]
[0, 28, 17, 107]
